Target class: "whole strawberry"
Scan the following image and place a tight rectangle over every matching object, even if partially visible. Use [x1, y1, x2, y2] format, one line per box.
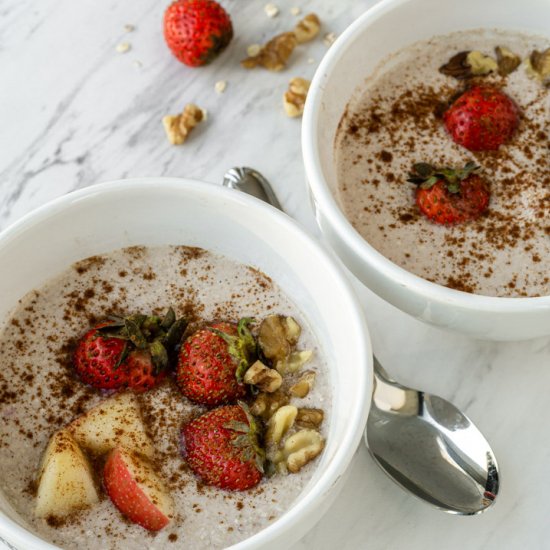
[176, 318, 256, 406]
[443, 85, 520, 151]
[407, 162, 490, 225]
[163, 0, 233, 67]
[181, 403, 264, 491]
[74, 308, 187, 392]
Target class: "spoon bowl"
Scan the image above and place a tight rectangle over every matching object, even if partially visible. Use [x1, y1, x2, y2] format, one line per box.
[367, 358, 499, 515]
[223, 166, 500, 516]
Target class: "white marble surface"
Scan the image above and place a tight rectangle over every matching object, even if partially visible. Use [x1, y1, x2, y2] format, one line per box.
[1, 0, 549, 549]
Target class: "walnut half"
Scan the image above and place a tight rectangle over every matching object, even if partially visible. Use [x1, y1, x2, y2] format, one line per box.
[162, 104, 204, 145]
[283, 429, 324, 473]
[293, 13, 321, 44]
[241, 32, 298, 72]
[283, 77, 311, 118]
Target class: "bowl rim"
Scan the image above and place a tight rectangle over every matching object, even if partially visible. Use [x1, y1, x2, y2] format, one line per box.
[302, 0, 550, 311]
[0, 177, 372, 550]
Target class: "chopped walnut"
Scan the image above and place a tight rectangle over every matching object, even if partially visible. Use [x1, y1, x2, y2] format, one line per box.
[296, 408, 324, 429]
[293, 13, 321, 44]
[250, 391, 289, 420]
[243, 360, 282, 393]
[495, 46, 521, 76]
[258, 315, 301, 362]
[289, 370, 316, 397]
[241, 32, 297, 71]
[162, 104, 204, 145]
[264, 3, 279, 18]
[265, 405, 297, 448]
[323, 32, 336, 47]
[283, 77, 311, 118]
[276, 349, 313, 375]
[214, 80, 227, 94]
[466, 51, 498, 75]
[283, 429, 324, 473]
[526, 48, 550, 83]
[439, 50, 497, 79]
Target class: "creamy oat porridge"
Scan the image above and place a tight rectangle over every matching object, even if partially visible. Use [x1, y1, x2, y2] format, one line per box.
[0, 245, 330, 549]
[335, 29, 550, 297]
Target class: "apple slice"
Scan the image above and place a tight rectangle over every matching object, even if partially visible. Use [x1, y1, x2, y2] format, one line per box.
[68, 392, 154, 458]
[103, 446, 174, 531]
[35, 429, 99, 519]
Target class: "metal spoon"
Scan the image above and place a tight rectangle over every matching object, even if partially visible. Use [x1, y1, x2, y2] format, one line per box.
[222, 166, 500, 515]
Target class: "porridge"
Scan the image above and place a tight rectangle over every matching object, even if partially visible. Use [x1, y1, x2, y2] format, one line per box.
[335, 29, 550, 297]
[0, 245, 330, 549]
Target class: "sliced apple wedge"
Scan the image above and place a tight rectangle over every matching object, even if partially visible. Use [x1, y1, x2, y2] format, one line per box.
[35, 429, 99, 519]
[104, 446, 174, 531]
[68, 392, 154, 458]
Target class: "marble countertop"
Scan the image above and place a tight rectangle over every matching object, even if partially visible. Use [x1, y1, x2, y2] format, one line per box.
[1, 0, 549, 549]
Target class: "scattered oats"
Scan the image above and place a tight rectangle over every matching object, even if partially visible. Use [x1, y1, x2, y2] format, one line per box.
[132, 60, 143, 69]
[215, 80, 227, 94]
[124, 24, 135, 32]
[290, 6, 301, 16]
[115, 42, 131, 53]
[323, 32, 336, 47]
[201, 108, 208, 121]
[247, 43, 262, 57]
[307, 58, 315, 64]
[264, 3, 279, 18]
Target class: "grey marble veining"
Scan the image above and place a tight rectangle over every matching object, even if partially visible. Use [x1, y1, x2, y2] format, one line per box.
[1, 0, 550, 549]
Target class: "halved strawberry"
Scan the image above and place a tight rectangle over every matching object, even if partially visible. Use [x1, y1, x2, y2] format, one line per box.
[103, 446, 174, 531]
[407, 162, 490, 225]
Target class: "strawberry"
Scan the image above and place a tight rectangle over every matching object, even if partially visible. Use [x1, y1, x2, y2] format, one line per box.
[181, 403, 264, 491]
[73, 308, 187, 392]
[73, 323, 130, 390]
[125, 350, 167, 393]
[103, 446, 174, 531]
[163, 0, 233, 67]
[407, 162, 490, 225]
[443, 85, 520, 151]
[176, 318, 256, 407]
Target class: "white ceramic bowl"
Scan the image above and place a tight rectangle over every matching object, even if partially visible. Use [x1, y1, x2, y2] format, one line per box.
[0, 179, 372, 550]
[302, 0, 550, 341]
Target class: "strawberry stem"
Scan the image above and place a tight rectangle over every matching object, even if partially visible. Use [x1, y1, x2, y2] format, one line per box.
[407, 161, 480, 194]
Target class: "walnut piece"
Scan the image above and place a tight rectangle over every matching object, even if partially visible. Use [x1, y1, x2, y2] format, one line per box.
[526, 48, 550, 83]
[283, 429, 324, 473]
[289, 370, 316, 397]
[241, 32, 297, 71]
[265, 405, 297, 448]
[276, 349, 313, 375]
[439, 50, 497, 80]
[243, 360, 282, 393]
[495, 46, 521, 76]
[323, 32, 337, 47]
[296, 408, 324, 429]
[249, 391, 289, 420]
[283, 77, 311, 118]
[162, 104, 204, 145]
[258, 315, 301, 362]
[466, 51, 498, 75]
[293, 13, 321, 44]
